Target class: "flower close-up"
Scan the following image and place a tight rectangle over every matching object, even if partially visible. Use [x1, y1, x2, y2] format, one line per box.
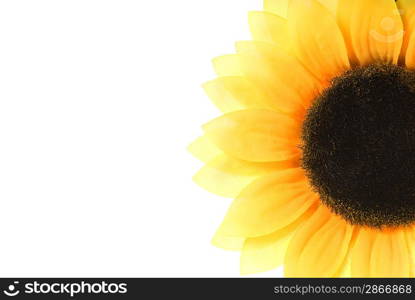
[190, 0, 415, 277]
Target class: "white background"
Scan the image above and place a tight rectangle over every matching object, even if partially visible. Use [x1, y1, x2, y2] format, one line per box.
[0, 0, 281, 277]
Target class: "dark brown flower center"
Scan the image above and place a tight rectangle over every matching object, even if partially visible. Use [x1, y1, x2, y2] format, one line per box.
[301, 63, 415, 227]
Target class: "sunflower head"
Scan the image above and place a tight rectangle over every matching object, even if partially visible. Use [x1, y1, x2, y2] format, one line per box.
[190, 0, 415, 277]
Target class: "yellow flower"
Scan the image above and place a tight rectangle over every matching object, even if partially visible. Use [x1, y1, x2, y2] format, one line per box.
[190, 0, 415, 277]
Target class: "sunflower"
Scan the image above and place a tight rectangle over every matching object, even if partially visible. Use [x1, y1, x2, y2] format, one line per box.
[189, 0, 415, 277]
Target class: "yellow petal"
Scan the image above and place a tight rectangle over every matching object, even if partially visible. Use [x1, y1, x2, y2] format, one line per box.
[337, 0, 403, 65]
[204, 154, 300, 176]
[193, 154, 299, 198]
[212, 230, 245, 251]
[203, 77, 271, 113]
[248, 11, 290, 51]
[370, 230, 411, 277]
[317, 0, 338, 16]
[240, 204, 317, 275]
[287, 0, 350, 82]
[193, 164, 255, 198]
[351, 228, 412, 277]
[235, 41, 320, 114]
[203, 109, 301, 162]
[405, 226, 415, 258]
[212, 55, 244, 77]
[264, 0, 289, 18]
[188, 135, 222, 163]
[404, 227, 415, 276]
[284, 205, 354, 277]
[264, 0, 339, 21]
[218, 169, 318, 237]
[334, 227, 360, 278]
[397, 0, 415, 68]
[336, 258, 352, 278]
[350, 228, 376, 277]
